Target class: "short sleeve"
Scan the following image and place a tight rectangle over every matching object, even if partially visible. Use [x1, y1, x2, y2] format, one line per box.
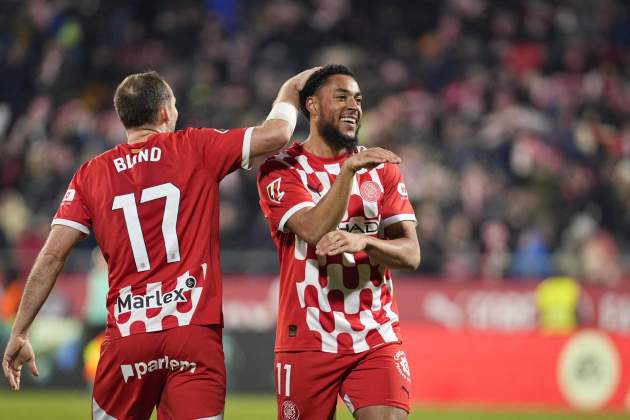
[257, 159, 315, 232]
[381, 164, 417, 229]
[52, 170, 92, 236]
[187, 127, 253, 180]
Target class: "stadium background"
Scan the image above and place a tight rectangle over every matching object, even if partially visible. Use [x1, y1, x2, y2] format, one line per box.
[1, 0, 630, 418]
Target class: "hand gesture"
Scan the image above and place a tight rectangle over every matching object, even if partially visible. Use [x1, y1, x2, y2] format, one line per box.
[3, 334, 39, 391]
[343, 147, 401, 173]
[289, 67, 322, 92]
[316, 230, 367, 256]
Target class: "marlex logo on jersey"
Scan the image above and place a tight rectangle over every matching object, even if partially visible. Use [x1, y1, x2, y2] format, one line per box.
[120, 355, 197, 383]
[116, 276, 196, 314]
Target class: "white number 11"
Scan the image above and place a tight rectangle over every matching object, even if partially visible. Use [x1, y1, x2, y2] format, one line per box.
[276, 363, 292, 397]
[112, 182, 181, 272]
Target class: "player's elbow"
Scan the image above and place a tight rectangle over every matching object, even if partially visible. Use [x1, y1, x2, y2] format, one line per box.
[296, 227, 324, 247]
[402, 247, 421, 271]
[266, 124, 291, 151]
[286, 210, 332, 246]
[251, 122, 292, 158]
[263, 120, 292, 149]
[38, 249, 66, 267]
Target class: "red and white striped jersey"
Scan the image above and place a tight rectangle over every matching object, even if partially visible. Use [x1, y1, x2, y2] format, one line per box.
[258, 142, 416, 354]
[53, 127, 252, 339]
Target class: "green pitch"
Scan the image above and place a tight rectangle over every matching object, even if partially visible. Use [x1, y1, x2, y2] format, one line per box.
[0, 390, 627, 419]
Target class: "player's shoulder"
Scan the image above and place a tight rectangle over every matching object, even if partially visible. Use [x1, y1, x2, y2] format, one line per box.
[178, 126, 242, 140]
[74, 145, 122, 177]
[259, 142, 303, 175]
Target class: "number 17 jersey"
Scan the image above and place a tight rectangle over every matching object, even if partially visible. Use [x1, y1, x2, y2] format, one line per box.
[53, 127, 252, 339]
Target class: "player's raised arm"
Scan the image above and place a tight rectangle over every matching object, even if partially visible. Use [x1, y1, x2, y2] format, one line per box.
[2, 225, 83, 390]
[249, 67, 321, 159]
[286, 147, 401, 245]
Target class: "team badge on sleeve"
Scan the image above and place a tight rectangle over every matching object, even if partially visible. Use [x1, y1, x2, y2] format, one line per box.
[63, 189, 76, 202]
[267, 178, 285, 203]
[397, 182, 408, 197]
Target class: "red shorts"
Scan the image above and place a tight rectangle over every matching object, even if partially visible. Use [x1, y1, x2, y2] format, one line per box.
[92, 324, 225, 420]
[275, 343, 411, 420]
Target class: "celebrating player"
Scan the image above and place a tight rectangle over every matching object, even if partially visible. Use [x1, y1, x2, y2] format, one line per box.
[258, 65, 420, 420]
[2, 68, 317, 419]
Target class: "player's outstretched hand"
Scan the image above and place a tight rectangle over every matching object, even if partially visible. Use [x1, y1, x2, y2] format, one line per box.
[343, 147, 401, 173]
[316, 231, 367, 256]
[2, 334, 39, 391]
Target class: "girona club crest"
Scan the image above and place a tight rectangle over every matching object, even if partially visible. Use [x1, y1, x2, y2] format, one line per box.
[359, 180, 381, 202]
[281, 400, 300, 420]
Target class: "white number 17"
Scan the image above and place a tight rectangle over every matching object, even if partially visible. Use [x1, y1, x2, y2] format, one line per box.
[112, 182, 181, 272]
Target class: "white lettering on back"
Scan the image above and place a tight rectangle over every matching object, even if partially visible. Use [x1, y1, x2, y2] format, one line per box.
[113, 147, 162, 173]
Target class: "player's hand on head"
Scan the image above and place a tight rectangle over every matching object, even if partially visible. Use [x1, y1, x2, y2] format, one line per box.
[316, 231, 367, 256]
[2, 335, 39, 391]
[343, 147, 401, 173]
[291, 67, 322, 92]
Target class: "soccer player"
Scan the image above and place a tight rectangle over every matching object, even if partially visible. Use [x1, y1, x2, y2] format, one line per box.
[258, 65, 420, 420]
[2, 68, 317, 419]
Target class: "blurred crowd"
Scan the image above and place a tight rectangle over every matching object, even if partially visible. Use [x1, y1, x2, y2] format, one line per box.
[1, 0, 630, 285]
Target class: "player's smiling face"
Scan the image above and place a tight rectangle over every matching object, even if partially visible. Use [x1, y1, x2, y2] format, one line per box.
[315, 74, 362, 148]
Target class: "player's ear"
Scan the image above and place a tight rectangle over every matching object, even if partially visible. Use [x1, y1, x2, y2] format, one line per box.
[157, 104, 169, 125]
[306, 97, 318, 117]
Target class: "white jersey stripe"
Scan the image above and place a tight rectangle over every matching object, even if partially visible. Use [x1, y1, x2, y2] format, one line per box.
[295, 155, 314, 173]
[93, 398, 118, 420]
[278, 202, 315, 232]
[52, 218, 90, 235]
[314, 171, 332, 197]
[241, 127, 254, 169]
[324, 163, 341, 174]
[381, 214, 417, 229]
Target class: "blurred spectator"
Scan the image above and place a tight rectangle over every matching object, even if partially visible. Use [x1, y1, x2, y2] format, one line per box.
[83, 248, 108, 335]
[0, 0, 629, 283]
[510, 230, 554, 279]
[536, 276, 581, 334]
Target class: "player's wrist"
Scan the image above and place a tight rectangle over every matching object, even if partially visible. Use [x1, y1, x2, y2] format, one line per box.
[9, 331, 28, 341]
[341, 160, 358, 174]
[266, 102, 298, 133]
[363, 235, 377, 252]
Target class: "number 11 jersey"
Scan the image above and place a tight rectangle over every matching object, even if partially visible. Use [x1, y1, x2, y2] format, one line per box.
[53, 127, 252, 339]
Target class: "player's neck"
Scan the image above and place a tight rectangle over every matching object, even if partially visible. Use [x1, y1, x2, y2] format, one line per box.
[126, 126, 163, 144]
[303, 133, 347, 158]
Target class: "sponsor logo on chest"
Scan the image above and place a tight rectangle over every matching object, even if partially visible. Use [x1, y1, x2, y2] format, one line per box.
[338, 216, 380, 234]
